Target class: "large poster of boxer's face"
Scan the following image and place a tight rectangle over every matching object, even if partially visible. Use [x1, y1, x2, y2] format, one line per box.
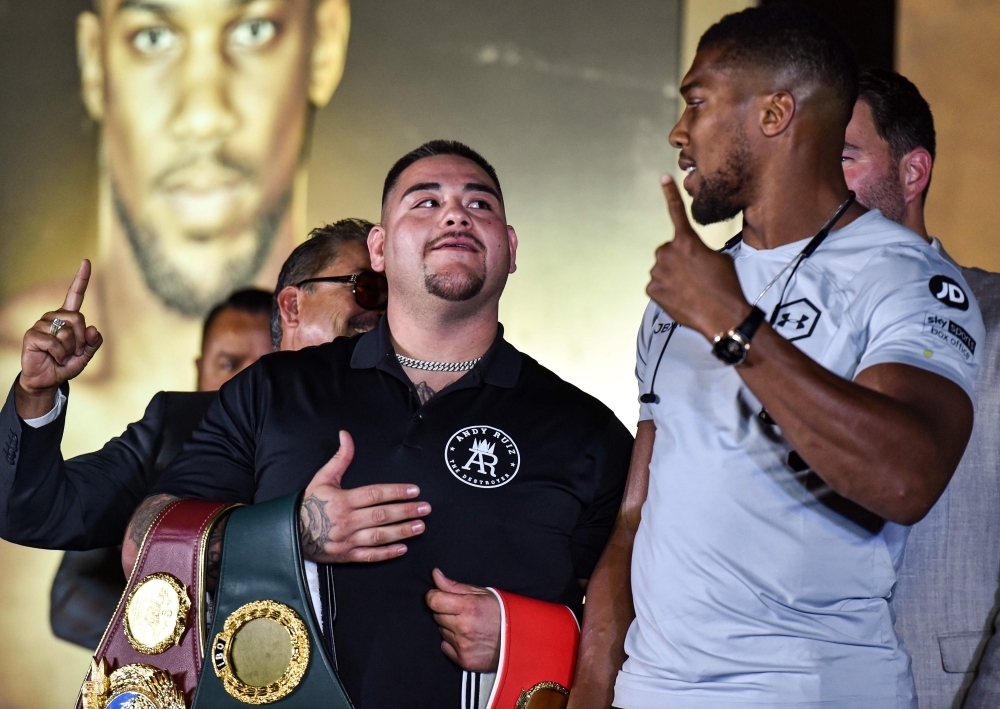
[0, 2, 681, 705]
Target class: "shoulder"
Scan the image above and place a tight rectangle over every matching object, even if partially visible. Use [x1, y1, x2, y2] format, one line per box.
[517, 354, 627, 436]
[828, 213, 978, 314]
[242, 335, 357, 382]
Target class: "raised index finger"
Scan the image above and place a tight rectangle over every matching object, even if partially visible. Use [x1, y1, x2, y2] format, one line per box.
[62, 259, 92, 312]
[660, 175, 695, 241]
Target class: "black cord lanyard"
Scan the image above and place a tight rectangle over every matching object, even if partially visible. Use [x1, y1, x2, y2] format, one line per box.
[638, 192, 856, 406]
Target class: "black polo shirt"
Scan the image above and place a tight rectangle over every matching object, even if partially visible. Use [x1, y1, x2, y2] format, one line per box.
[152, 318, 632, 709]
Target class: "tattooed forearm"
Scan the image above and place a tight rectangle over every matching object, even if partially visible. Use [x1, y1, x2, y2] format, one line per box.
[122, 493, 178, 576]
[415, 381, 437, 405]
[299, 493, 334, 559]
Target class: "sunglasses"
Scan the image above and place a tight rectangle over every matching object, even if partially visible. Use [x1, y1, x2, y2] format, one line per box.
[294, 270, 388, 311]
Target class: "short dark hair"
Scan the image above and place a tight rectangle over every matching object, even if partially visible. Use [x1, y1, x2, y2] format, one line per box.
[202, 288, 273, 348]
[857, 69, 936, 165]
[381, 140, 503, 209]
[698, 5, 859, 124]
[270, 218, 374, 349]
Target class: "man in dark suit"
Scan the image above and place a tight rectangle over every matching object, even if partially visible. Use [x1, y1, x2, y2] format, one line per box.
[0, 218, 384, 648]
[843, 69, 1000, 709]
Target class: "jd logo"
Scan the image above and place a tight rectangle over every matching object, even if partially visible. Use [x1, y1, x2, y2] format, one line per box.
[445, 426, 520, 488]
[772, 298, 821, 342]
[929, 275, 969, 311]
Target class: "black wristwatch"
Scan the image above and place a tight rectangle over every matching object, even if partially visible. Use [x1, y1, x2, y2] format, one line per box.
[712, 306, 766, 366]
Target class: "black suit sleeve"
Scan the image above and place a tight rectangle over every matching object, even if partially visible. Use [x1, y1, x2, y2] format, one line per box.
[570, 414, 634, 580]
[0, 379, 167, 550]
[150, 363, 264, 504]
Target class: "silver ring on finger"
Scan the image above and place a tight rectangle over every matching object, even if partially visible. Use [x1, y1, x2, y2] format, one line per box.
[49, 318, 67, 336]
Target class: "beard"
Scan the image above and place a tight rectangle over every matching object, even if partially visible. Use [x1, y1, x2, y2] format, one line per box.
[422, 231, 487, 302]
[113, 183, 288, 318]
[690, 130, 755, 226]
[854, 167, 907, 223]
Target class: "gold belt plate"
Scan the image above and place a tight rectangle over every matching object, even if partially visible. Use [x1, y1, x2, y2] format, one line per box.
[211, 599, 310, 705]
[124, 572, 191, 655]
[82, 659, 186, 709]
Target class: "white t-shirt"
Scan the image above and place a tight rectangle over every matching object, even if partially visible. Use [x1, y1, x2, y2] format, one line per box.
[616, 211, 984, 709]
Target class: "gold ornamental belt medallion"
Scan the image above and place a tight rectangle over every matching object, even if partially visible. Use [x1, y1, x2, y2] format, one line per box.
[82, 659, 186, 709]
[123, 573, 191, 655]
[211, 599, 311, 705]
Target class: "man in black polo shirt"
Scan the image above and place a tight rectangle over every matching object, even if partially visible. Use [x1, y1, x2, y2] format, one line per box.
[126, 140, 633, 708]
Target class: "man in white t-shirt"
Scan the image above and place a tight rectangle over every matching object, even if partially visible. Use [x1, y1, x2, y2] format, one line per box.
[568, 7, 984, 709]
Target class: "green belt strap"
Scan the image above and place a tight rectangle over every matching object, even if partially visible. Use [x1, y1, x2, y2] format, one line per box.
[192, 493, 353, 708]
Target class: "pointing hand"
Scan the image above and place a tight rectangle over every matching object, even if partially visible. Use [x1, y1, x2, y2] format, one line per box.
[15, 260, 103, 418]
[646, 175, 751, 340]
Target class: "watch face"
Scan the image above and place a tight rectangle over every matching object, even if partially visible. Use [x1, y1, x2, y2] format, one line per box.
[713, 335, 746, 365]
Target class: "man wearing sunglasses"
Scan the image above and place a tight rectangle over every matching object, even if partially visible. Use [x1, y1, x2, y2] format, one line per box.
[0, 218, 385, 561]
[273, 219, 387, 352]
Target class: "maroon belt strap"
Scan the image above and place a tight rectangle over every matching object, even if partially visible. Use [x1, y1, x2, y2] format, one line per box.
[78, 500, 236, 709]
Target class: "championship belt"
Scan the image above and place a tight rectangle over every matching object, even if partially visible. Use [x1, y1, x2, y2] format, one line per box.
[485, 590, 580, 709]
[79, 499, 236, 709]
[191, 492, 353, 708]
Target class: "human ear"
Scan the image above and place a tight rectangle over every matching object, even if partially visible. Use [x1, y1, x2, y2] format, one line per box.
[900, 148, 933, 205]
[760, 91, 796, 138]
[277, 287, 302, 330]
[309, 0, 350, 107]
[77, 11, 105, 121]
[368, 225, 387, 273]
[507, 226, 518, 274]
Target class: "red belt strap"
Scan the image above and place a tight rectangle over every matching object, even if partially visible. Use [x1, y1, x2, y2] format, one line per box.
[78, 500, 235, 709]
[485, 589, 580, 709]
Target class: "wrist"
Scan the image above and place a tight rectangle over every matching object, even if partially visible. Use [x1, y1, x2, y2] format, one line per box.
[14, 377, 58, 420]
[700, 299, 754, 341]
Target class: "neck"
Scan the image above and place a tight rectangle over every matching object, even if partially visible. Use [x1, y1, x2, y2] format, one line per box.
[902, 201, 930, 242]
[386, 298, 499, 364]
[740, 145, 865, 250]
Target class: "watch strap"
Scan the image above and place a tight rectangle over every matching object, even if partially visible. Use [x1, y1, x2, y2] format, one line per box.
[735, 306, 766, 343]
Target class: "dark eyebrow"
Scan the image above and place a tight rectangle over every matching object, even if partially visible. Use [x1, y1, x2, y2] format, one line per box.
[843, 141, 860, 151]
[401, 182, 441, 200]
[465, 183, 501, 201]
[117, 0, 171, 13]
[117, 0, 281, 14]
[679, 80, 704, 97]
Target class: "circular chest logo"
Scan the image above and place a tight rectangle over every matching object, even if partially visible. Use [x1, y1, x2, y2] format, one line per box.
[445, 426, 520, 488]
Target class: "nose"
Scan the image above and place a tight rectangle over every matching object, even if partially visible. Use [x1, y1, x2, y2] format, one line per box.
[668, 113, 689, 150]
[170, 28, 239, 142]
[441, 198, 472, 229]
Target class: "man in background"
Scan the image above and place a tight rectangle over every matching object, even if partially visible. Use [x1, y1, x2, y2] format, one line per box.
[0, 0, 351, 459]
[0, 218, 382, 648]
[843, 68, 1000, 709]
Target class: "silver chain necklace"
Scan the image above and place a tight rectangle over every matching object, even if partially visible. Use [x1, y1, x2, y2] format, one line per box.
[395, 354, 482, 372]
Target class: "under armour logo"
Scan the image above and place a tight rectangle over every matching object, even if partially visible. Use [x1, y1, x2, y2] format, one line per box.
[776, 312, 811, 330]
[462, 439, 498, 477]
